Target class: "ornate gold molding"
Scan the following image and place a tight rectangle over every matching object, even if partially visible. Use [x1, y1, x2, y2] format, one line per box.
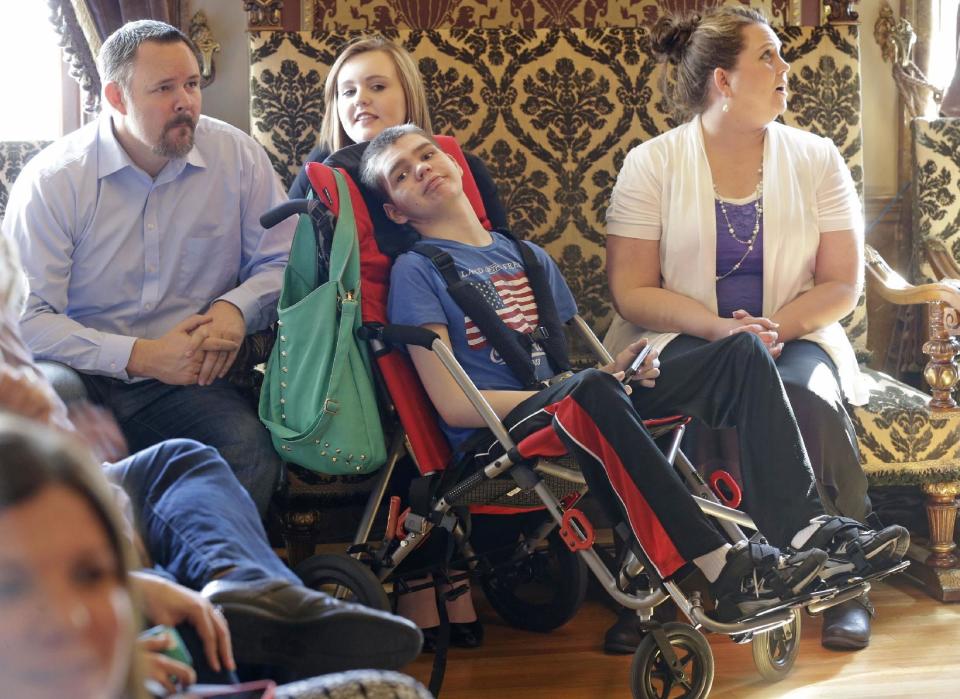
[823, 0, 859, 24]
[922, 482, 960, 499]
[189, 10, 220, 86]
[874, 3, 898, 64]
[921, 482, 960, 569]
[245, 0, 283, 29]
[874, 1, 944, 118]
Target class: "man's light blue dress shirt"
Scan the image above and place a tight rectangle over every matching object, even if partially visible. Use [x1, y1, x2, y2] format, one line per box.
[3, 115, 296, 380]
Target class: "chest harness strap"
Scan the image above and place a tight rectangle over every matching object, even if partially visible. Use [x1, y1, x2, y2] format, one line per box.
[411, 230, 571, 390]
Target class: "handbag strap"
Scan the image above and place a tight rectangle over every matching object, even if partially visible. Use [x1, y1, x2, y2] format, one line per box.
[260, 297, 361, 439]
[327, 169, 359, 299]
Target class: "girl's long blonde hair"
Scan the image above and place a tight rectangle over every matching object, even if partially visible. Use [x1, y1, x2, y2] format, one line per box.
[318, 35, 433, 153]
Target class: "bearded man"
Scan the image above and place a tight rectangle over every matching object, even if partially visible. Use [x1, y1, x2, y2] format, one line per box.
[2, 20, 295, 514]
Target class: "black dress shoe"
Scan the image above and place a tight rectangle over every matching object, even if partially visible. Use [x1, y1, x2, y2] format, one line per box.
[202, 579, 423, 677]
[604, 610, 643, 655]
[420, 620, 484, 653]
[821, 595, 873, 650]
[604, 604, 677, 655]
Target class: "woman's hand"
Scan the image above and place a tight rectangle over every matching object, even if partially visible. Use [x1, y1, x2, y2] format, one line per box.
[131, 572, 235, 674]
[67, 402, 129, 463]
[604, 338, 661, 388]
[718, 310, 783, 358]
[137, 633, 197, 695]
[0, 365, 59, 424]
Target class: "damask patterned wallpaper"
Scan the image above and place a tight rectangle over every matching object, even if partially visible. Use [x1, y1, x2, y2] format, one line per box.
[912, 118, 960, 285]
[297, 0, 803, 31]
[250, 20, 866, 347]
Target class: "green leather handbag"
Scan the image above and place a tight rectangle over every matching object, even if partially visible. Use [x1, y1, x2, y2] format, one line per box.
[258, 169, 386, 474]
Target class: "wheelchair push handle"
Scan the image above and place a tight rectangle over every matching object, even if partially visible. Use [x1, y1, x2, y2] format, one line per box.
[360, 323, 440, 350]
[260, 198, 316, 229]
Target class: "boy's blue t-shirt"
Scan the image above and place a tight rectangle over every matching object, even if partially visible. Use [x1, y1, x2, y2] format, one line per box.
[388, 230, 578, 448]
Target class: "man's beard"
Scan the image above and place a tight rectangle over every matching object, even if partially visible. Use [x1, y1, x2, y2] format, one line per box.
[153, 114, 196, 158]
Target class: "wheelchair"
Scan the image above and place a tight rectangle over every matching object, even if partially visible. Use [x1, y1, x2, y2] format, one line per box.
[261, 139, 906, 699]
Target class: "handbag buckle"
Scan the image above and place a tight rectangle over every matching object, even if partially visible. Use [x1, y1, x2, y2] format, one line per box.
[323, 398, 340, 415]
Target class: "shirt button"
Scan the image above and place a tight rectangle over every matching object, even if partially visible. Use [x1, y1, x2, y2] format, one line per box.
[110, 362, 117, 369]
[147, 223, 155, 230]
[144, 303, 153, 310]
[147, 265, 156, 273]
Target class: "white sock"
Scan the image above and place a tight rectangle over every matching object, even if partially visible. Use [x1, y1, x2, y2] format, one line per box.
[790, 520, 824, 550]
[693, 544, 733, 583]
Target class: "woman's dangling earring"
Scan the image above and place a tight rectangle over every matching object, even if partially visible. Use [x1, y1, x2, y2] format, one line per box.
[721, 97, 730, 113]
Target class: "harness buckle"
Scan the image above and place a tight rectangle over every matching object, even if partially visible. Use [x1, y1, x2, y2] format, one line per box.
[530, 326, 550, 341]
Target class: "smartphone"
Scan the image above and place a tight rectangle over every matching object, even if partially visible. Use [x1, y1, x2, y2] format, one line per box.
[177, 680, 277, 698]
[141, 624, 193, 668]
[621, 344, 652, 383]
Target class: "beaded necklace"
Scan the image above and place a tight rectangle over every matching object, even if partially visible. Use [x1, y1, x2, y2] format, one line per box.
[714, 168, 763, 281]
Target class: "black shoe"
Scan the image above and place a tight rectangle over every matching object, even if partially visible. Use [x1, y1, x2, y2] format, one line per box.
[603, 603, 676, 655]
[603, 610, 644, 655]
[821, 595, 873, 650]
[711, 540, 827, 623]
[791, 516, 910, 583]
[202, 579, 423, 677]
[420, 620, 484, 653]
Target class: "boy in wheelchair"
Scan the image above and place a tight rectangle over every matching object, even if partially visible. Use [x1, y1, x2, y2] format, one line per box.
[359, 125, 909, 624]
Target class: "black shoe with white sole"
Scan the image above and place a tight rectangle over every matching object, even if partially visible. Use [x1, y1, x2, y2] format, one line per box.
[710, 540, 827, 623]
[790, 516, 910, 585]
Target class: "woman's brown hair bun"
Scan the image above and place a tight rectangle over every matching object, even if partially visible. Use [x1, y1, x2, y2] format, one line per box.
[651, 13, 701, 65]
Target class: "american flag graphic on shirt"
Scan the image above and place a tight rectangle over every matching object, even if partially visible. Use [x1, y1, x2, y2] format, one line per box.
[464, 269, 539, 349]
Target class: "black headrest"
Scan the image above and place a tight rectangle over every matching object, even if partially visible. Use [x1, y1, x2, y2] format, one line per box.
[321, 142, 419, 258]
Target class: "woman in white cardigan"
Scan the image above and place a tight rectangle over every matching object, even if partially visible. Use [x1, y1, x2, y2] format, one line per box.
[604, 7, 874, 651]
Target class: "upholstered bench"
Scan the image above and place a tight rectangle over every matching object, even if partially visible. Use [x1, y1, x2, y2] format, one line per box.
[0, 140, 49, 221]
[246, 1, 960, 598]
[849, 116, 960, 599]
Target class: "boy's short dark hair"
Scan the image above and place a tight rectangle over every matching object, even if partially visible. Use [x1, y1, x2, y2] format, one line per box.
[359, 124, 442, 199]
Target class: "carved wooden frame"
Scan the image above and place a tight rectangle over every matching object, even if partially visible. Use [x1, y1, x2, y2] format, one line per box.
[243, 1, 860, 32]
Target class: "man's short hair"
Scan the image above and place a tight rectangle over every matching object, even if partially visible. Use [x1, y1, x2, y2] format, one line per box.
[359, 124, 441, 199]
[98, 19, 197, 90]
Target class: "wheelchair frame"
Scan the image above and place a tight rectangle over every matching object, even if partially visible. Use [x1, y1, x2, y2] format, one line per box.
[320, 314, 874, 698]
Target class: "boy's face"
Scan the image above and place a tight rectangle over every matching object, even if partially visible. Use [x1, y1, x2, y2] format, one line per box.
[380, 133, 463, 225]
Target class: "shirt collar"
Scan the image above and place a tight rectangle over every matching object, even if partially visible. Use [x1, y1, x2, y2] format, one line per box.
[97, 115, 135, 179]
[97, 114, 208, 181]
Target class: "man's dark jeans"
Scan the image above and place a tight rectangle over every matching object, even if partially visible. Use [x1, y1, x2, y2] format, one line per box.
[85, 376, 281, 516]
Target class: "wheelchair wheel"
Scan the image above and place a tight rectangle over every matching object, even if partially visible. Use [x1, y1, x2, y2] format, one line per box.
[630, 622, 714, 699]
[751, 607, 801, 681]
[480, 528, 588, 632]
[294, 552, 390, 612]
